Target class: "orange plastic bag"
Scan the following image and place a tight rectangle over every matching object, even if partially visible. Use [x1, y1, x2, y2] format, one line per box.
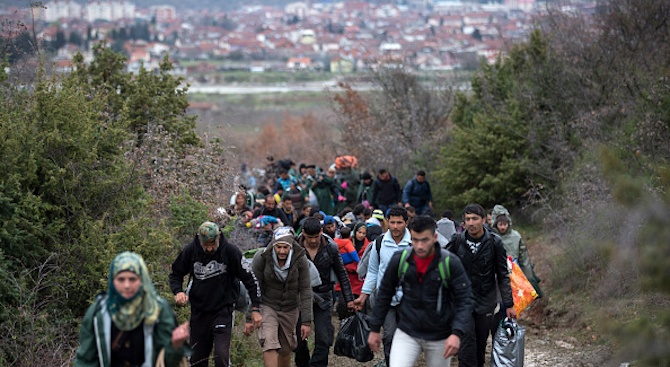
[335, 155, 358, 170]
[508, 256, 538, 316]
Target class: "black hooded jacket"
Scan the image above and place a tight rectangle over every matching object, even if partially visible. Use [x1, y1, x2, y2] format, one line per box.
[169, 233, 261, 313]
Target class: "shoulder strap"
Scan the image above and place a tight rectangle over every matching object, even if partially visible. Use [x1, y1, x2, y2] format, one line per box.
[375, 235, 383, 255]
[437, 250, 451, 289]
[397, 248, 411, 284]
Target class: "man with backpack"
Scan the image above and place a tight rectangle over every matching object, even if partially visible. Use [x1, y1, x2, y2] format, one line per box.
[353, 206, 411, 367]
[402, 170, 434, 215]
[447, 204, 515, 367]
[368, 215, 474, 367]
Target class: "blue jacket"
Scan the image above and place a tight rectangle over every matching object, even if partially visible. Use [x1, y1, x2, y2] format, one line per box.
[402, 178, 432, 208]
[361, 229, 412, 306]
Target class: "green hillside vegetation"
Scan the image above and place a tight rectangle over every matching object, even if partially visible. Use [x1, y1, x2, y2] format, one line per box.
[432, 0, 670, 364]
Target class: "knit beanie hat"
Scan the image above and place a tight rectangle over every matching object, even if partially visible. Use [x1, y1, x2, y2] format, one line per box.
[270, 226, 297, 247]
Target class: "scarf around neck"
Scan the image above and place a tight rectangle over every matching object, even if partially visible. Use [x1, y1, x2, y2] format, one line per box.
[272, 247, 294, 282]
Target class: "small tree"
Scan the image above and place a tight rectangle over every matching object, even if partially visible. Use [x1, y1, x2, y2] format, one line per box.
[332, 68, 455, 177]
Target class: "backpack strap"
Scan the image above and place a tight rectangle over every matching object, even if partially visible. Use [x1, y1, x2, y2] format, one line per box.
[375, 235, 383, 255]
[437, 253, 451, 289]
[397, 248, 411, 284]
[396, 248, 452, 313]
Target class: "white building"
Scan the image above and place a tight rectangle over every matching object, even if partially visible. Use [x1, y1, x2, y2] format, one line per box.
[285, 2, 309, 18]
[43, 0, 83, 22]
[151, 5, 177, 23]
[85, 1, 136, 22]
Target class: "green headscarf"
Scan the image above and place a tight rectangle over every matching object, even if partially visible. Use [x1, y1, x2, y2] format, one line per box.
[107, 252, 160, 331]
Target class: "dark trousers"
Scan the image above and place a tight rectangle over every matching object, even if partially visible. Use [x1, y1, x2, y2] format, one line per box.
[382, 306, 398, 367]
[295, 313, 310, 367]
[190, 308, 234, 367]
[294, 295, 334, 367]
[335, 291, 356, 320]
[457, 311, 498, 367]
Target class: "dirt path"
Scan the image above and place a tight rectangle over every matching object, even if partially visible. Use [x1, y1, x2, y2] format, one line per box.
[327, 313, 610, 367]
[323, 235, 613, 367]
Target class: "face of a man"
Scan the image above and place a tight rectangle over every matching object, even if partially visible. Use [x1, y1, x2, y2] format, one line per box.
[113, 271, 141, 299]
[327, 169, 335, 178]
[265, 198, 276, 211]
[364, 178, 371, 185]
[379, 172, 389, 181]
[201, 236, 219, 254]
[410, 229, 437, 258]
[282, 200, 293, 210]
[388, 215, 407, 240]
[496, 221, 509, 235]
[416, 175, 425, 183]
[407, 211, 415, 221]
[307, 167, 316, 176]
[464, 213, 485, 238]
[323, 223, 336, 237]
[303, 231, 322, 248]
[273, 242, 291, 260]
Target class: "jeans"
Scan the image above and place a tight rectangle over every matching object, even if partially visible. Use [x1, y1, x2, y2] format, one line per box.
[390, 328, 452, 367]
[190, 308, 234, 367]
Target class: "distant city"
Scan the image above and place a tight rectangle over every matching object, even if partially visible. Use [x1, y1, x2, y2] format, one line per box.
[1, 0, 596, 75]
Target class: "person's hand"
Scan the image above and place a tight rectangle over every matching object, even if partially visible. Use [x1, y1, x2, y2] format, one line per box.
[171, 322, 189, 349]
[368, 331, 382, 352]
[443, 334, 460, 358]
[346, 300, 356, 311]
[175, 292, 188, 306]
[506, 307, 517, 319]
[244, 322, 254, 336]
[300, 324, 311, 340]
[251, 309, 262, 329]
[353, 294, 368, 311]
[404, 203, 410, 208]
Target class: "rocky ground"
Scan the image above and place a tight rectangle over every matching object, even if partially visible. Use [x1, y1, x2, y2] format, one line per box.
[327, 308, 612, 367]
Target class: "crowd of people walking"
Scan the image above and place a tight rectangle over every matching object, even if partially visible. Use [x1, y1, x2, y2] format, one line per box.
[74, 156, 543, 367]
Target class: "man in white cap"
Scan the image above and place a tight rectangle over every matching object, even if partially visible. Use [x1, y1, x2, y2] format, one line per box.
[252, 227, 313, 367]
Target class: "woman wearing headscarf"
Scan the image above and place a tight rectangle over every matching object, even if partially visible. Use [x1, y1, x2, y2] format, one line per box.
[75, 252, 189, 367]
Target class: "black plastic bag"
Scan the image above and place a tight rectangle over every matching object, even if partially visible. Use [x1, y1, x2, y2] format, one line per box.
[491, 318, 525, 367]
[334, 312, 374, 362]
